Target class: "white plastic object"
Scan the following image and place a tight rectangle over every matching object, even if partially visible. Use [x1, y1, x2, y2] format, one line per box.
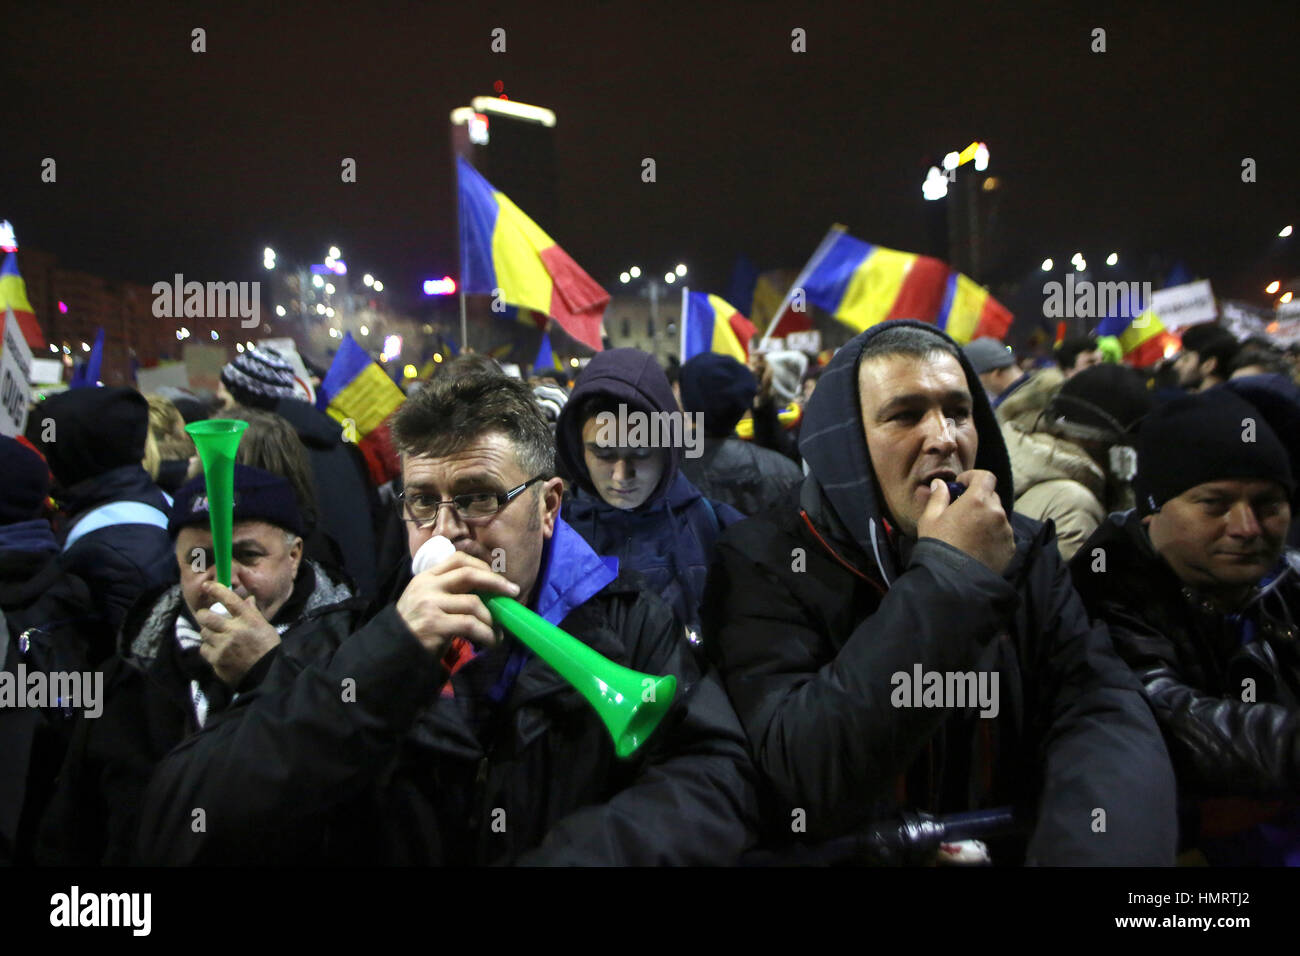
[412, 535, 457, 575]
[209, 602, 231, 617]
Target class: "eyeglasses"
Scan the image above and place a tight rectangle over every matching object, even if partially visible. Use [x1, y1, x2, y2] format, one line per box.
[396, 475, 548, 527]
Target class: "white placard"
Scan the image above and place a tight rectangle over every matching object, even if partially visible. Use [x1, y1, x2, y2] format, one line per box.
[258, 337, 316, 404]
[28, 357, 64, 385]
[136, 362, 191, 394]
[0, 307, 34, 437]
[1150, 280, 1216, 332]
[785, 330, 822, 353]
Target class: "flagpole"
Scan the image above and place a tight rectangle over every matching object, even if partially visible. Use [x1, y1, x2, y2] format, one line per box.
[757, 224, 846, 349]
[679, 286, 688, 364]
[459, 288, 468, 354]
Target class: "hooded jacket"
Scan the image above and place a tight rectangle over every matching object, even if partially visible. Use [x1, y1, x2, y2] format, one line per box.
[1003, 425, 1106, 561]
[56, 465, 176, 661]
[1071, 511, 1300, 861]
[36, 560, 359, 865]
[557, 349, 743, 639]
[703, 320, 1177, 864]
[132, 518, 760, 865]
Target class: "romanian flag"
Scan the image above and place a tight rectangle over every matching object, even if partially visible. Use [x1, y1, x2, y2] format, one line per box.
[763, 227, 1012, 345]
[1096, 298, 1171, 368]
[0, 252, 46, 349]
[458, 158, 609, 352]
[317, 333, 404, 485]
[680, 290, 756, 363]
[533, 330, 563, 374]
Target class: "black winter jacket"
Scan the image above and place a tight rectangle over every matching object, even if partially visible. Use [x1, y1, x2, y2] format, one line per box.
[36, 560, 358, 865]
[1071, 511, 1300, 798]
[133, 524, 760, 865]
[56, 465, 175, 662]
[680, 436, 804, 517]
[704, 320, 1178, 865]
[0, 549, 98, 864]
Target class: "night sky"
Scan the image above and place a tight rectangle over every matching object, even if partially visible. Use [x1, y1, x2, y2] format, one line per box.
[3, 0, 1297, 314]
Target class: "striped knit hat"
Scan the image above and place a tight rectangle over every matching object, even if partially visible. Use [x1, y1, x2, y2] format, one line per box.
[221, 345, 297, 410]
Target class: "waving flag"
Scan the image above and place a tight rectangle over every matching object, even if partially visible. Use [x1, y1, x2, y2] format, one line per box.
[317, 333, 404, 485]
[532, 330, 563, 374]
[1094, 285, 1173, 368]
[680, 290, 756, 362]
[761, 226, 1012, 345]
[458, 158, 609, 351]
[0, 252, 46, 349]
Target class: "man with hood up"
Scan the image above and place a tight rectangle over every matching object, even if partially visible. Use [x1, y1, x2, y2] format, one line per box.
[556, 349, 744, 646]
[703, 320, 1177, 864]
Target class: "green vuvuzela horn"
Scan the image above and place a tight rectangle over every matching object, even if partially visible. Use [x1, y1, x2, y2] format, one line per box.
[413, 535, 676, 758]
[184, 419, 249, 589]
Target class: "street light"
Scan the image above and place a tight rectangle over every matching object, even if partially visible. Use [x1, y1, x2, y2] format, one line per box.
[373, 280, 383, 291]
[325, 283, 335, 295]
[664, 272, 676, 284]
[329, 246, 341, 259]
[619, 272, 631, 284]
[1266, 280, 1281, 294]
[1041, 258, 1053, 271]
[1106, 252, 1119, 266]
[363, 274, 374, 287]
[1074, 258, 1087, 271]
[360, 325, 369, 336]
[675, 264, 687, 277]
[629, 266, 641, 278]
[313, 275, 324, 288]
[1281, 292, 1295, 304]
[275, 305, 286, 316]
[1281, 225, 1294, 238]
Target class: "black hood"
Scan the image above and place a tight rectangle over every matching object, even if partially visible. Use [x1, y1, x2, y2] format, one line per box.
[797, 320, 1014, 584]
[556, 348, 681, 502]
[274, 396, 341, 450]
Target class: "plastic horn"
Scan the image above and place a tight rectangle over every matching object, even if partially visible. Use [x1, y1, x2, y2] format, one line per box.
[413, 536, 677, 758]
[184, 419, 249, 589]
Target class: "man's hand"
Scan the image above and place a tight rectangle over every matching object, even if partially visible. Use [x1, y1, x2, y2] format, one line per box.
[395, 550, 518, 658]
[196, 582, 282, 688]
[916, 469, 1016, 575]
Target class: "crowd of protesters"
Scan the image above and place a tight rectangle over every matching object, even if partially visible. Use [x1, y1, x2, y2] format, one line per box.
[1, 318, 1298, 866]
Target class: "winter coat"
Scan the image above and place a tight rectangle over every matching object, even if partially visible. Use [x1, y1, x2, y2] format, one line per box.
[1071, 512, 1300, 860]
[995, 367, 1063, 432]
[703, 320, 1178, 865]
[132, 519, 760, 865]
[680, 436, 804, 517]
[0, 544, 99, 865]
[556, 349, 744, 640]
[1003, 425, 1105, 560]
[56, 464, 175, 661]
[274, 398, 381, 599]
[36, 560, 359, 865]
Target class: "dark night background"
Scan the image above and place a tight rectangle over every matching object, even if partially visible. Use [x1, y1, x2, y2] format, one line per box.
[2, 0, 1297, 315]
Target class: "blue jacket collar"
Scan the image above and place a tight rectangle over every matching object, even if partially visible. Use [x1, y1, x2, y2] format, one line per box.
[531, 515, 618, 626]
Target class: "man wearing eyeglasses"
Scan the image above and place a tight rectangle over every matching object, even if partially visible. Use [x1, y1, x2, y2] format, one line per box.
[135, 358, 759, 865]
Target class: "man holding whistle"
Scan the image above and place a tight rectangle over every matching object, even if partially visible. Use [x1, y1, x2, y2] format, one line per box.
[704, 321, 1177, 864]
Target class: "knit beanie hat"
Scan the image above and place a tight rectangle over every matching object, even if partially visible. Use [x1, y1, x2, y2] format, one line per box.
[1048, 364, 1153, 441]
[532, 382, 569, 430]
[0, 436, 51, 524]
[220, 345, 297, 410]
[1134, 390, 1295, 515]
[680, 352, 758, 437]
[169, 463, 304, 537]
[766, 350, 808, 404]
[963, 338, 1015, 374]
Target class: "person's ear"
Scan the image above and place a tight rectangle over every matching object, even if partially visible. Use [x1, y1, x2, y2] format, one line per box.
[1201, 356, 1218, 379]
[540, 477, 564, 539]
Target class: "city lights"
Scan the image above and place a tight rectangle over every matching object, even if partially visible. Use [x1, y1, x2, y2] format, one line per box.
[629, 266, 641, 278]
[373, 280, 383, 291]
[363, 274, 374, 287]
[325, 283, 335, 295]
[1267, 280, 1281, 294]
[1282, 292, 1295, 304]
[360, 325, 369, 336]
[313, 275, 324, 288]
[275, 305, 286, 316]
[1041, 258, 1053, 271]
[675, 264, 687, 277]
[619, 272, 630, 284]
[1281, 225, 1294, 238]
[422, 277, 456, 295]
[664, 272, 676, 284]
[1106, 252, 1119, 266]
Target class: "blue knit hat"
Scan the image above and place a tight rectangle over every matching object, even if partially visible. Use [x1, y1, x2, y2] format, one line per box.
[169, 463, 303, 537]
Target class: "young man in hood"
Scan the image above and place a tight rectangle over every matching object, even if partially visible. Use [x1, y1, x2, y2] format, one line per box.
[556, 348, 744, 647]
[1071, 389, 1300, 864]
[704, 320, 1177, 864]
[132, 359, 758, 865]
